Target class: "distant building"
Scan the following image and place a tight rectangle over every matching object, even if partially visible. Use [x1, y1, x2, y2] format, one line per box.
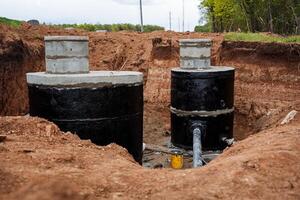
[65, 27, 75, 30]
[96, 30, 108, 33]
[27, 20, 39, 25]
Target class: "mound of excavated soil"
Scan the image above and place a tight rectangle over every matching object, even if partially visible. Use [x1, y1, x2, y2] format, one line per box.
[0, 24, 300, 199]
[0, 116, 299, 199]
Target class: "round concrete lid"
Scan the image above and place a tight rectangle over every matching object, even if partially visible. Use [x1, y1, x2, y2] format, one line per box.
[27, 71, 143, 86]
[44, 36, 89, 41]
[172, 66, 234, 73]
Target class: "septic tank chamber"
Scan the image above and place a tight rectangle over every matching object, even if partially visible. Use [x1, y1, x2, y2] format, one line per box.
[171, 39, 235, 167]
[27, 36, 144, 164]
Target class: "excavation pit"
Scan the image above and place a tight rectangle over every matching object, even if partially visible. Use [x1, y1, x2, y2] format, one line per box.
[0, 27, 299, 199]
[142, 100, 296, 169]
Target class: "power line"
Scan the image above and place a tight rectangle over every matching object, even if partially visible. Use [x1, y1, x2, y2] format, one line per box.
[169, 11, 172, 31]
[178, 17, 181, 32]
[182, 0, 185, 32]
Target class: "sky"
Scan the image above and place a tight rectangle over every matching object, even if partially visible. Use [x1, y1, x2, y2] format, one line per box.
[0, 0, 202, 31]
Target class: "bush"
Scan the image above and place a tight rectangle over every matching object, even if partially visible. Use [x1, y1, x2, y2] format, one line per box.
[52, 23, 165, 32]
[194, 23, 211, 32]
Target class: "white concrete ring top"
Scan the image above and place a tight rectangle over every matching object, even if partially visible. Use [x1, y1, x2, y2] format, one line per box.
[172, 66, 235, 72]
[27, 71, 143, 86]
[179, 39, 212, 43]
[179, 39, 212, 48]
[45, 36, 89, 41]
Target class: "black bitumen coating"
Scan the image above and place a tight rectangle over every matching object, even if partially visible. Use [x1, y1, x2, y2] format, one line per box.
[28, 83, 144, 164]
[171, 68, 235, 150]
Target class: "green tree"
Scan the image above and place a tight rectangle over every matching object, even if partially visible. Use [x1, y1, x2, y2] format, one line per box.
[199, 0, 300, 34]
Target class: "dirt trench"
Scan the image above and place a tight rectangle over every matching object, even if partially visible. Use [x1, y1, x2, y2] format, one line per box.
[0, 24, 299, 147]
[0, 24, 300, 199]
[143, 40, 300, 145]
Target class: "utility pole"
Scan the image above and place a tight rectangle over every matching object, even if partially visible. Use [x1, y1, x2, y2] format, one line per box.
[169, 11, 172, 31]
[139, 0, 144, 32]
[178, 17, 181, 32]
[182, 0, 185, 32]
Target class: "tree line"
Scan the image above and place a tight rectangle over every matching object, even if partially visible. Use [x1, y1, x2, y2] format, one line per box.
[197, 0, 300, 34]
[51, 23, 165, 32]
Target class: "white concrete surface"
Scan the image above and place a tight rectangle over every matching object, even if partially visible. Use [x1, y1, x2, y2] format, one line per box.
[45, 36, 89, 74]
[45, 36, 89, 41]
[46, 41, 88, 57]
[179, 39, 212, 47]
[179, 39, 212, 69]
[180, 59, 211, 69]
[180, 46, 211, 58]
[46, 57, 89, 74]
[27, 71, 143, 86]
[172, 66, 235, 73]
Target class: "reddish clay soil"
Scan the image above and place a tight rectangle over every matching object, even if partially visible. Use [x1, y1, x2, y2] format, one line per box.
[0, 116, 299, 199]
[0, 24, 299, 140]
[0, 24, 223, 116]
[0, 24, 300, 199]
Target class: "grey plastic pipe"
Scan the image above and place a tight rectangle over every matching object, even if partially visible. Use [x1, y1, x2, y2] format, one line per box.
[193, 127, 203, 168]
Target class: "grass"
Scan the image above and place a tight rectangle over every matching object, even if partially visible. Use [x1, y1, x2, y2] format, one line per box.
[225, 32, 300, 43]
[0, 17, 22, 27]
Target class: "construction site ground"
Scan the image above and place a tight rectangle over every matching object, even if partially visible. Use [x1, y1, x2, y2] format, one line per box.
[0, 24, 299, 199]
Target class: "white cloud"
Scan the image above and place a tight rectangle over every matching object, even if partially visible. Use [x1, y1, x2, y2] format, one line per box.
[112, 0, 162, 5]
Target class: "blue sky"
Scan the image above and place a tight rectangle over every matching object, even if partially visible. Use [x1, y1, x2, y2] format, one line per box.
[0, 0, 202, 31]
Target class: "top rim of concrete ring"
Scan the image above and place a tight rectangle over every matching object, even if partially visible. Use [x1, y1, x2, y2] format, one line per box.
[179, 38, 212, 43]
[45, 36, 89, 41]
[179, 38, 212, 45]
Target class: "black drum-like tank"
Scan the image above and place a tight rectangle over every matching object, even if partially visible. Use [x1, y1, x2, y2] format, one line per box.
[171, 39, 235, 167]
[26, 36, 144, 164]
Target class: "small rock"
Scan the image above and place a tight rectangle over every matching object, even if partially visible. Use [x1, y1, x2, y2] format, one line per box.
[164, 130, 171, 136]
[153, 163, 164, 169]
[281, 110, 297, 125]
[143, 143, 146, 151]
[0, 146, 8, 152]
[102, 59, 110, 64]
[143, 163, 151, 168]
[0, 135, 7, 143]
[22, 149, 35, 153]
